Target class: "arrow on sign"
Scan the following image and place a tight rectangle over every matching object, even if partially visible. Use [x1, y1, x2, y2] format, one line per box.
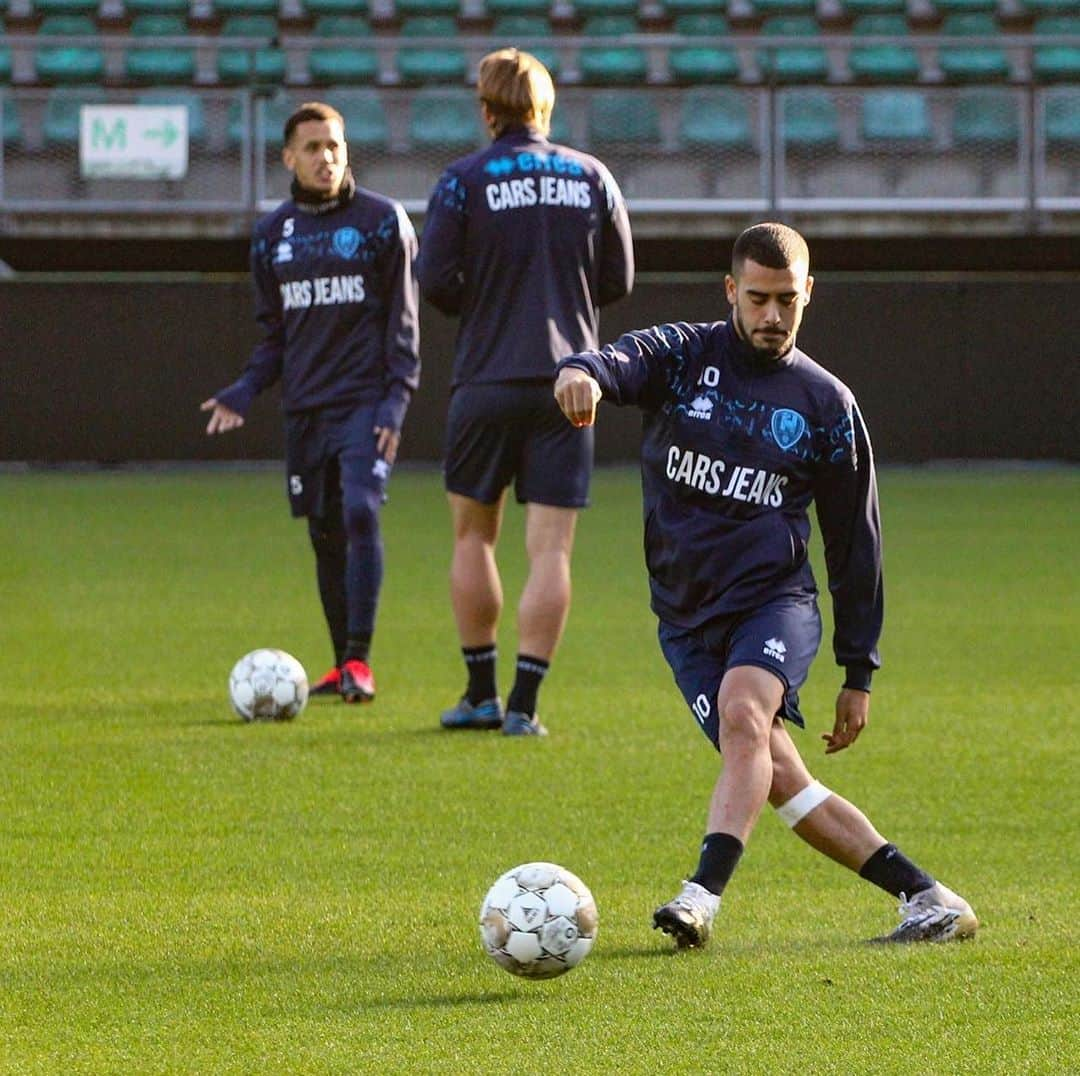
[144, 120, 179, 148]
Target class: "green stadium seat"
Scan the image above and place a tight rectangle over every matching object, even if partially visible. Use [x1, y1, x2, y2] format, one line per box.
[836, 0, 906, 15]
[758, 16, 830, 83]
[782, 89, 840, 147]
[491, 17, 561, 77]
[334, 89, 389, 147]
[848, 14, 920, 83]
[1021, 0, 1080, 12]
[575, 0, 639, 15]
[487, 0, 551, 12]
[124, 0, 190, 14]
[35, 16, 106, 85]
[664, 0, 727, 14]
[302, 0, 368, 14]
[218, 15, 286, 84]
[937, 13, 1010, 83]
[588, 90, 661, 144]
[0, 47, 11, 83]
[396, 0, 459, 13]
[669, 14, 739, 83]
[679, 87, 751, 148]
[751, 0, 817, 17]
[930, 0, 998, 11]
[861, 88, 933, 142]
[548, 105, 572, 143]
[951, 89, 1018, 144]
[124, 14, 197, 84]
[3, 98, 22, 145]
[578, 15, 649, 85]
[227, 92, 295, 147]
[309, 16, 378, 84]
[42, 85, 107, 144]
[30, 0, 99, 15]
[1045, 88, 1080, 146]
[397, 17, 468, 84]
[213, 0, 280, 16]
[137, 88, 210, 144]
[1032, 17, 1080, 83]
[409, 89, 480, 148]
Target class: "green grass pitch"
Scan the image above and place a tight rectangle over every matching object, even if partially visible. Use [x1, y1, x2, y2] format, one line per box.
[1, 466, 1076, 1074]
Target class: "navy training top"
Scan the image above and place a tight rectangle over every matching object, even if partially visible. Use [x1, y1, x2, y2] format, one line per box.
[215, 183, 421, 433]
[557, 320, 883, 690]
[416, 125, 634, 386]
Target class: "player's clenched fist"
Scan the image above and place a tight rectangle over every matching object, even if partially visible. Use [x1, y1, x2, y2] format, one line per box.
[554, 367, 602, 428]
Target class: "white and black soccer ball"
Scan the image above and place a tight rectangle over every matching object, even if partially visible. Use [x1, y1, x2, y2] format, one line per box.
[479, 862, 598, 980]
[228, 648, 308, 722]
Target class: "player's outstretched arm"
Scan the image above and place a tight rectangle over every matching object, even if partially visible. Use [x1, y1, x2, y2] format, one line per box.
[554, 367, 602, 428]
[200, 398, 245, 435]
[822, 687, 870, 754]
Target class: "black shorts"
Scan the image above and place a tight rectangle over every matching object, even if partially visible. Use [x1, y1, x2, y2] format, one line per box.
[283, 403, 390, 521]
[443, 381, 593, 508]
[657, 595, 822, 749]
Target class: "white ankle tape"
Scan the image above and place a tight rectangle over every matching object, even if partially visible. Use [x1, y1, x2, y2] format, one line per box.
[775, 781, 832, 827]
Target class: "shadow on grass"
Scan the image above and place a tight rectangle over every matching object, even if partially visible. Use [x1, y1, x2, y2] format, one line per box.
[362, 988, 533, 1011]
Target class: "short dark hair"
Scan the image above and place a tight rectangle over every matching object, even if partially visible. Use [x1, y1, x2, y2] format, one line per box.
[732, 222, 810, 274]
[283, 101, 345, 146]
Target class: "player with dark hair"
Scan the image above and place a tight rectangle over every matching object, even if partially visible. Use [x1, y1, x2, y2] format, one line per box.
[554, 222, 977, 945]
[417, 49, 634, 737]
[202, 101, 420, 704]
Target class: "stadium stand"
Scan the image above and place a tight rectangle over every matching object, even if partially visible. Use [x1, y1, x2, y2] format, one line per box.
[577, 15, 650, 85]
[123, 15, 198, 84]
[937, 13, 1012, 84]
[396, 16, 469, 84]
[1032, 15, 1080, 83]
[34, 16, 106, 85]
[668, 14, 741, 84]
[847, 14, 921, 83]
[308, 16, 379, 84]
[218, 15, 287, 84]
[757, 16, 831, 83]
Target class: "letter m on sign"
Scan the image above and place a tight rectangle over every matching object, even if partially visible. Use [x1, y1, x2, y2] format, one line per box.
[91, 117, 126, 150]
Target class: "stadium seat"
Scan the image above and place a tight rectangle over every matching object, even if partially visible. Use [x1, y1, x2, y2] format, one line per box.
[0, 47, 11, 83]
[334, 89, 389, 147]
[929, 0, 998, 11]
[30, 0, 99, 15]
[212, 0, 280, 16]
[937, 13, 1011, 83]
[1020, 0, 1079, 12]
[578, 15, 649, 85]
[679, 87, 751, 148]
[848, 14, 920, 83]
[124, 0, 190, 13]
[2, 98, 21, 146]
[397, 17, 468, 84]
[1045, 87, 1080, 147]
[782, 89, 840, 147]
[218, 15, 287, 84]
[42, 85, 107, 144]
[757, 16, 830, 83]
[34, 16, 106, 85]
[302, 0, 369, 14]
[227, 92, 294, 147]
[588, 90, 661, 144]
[669, 14, 740, 83]
[124, 14, 197, 84]
[664, 0, 727, 13]
[1032, 16, 1080, 83]
[575, 0, 640, 15]
[951, 88, 1018, 144]
[548, 104, 572, 143]
[309, 16, 378, 84]
[137, 88, 210, 145]
[491, 16, 561, 76]
[486, 0, 551, 13]
[860, 88, 933, 142]
[750, 0, 817, 18]
[836, 0, 906, 14]
[408, 88, 480, 148]
[396, 0, 460, 13]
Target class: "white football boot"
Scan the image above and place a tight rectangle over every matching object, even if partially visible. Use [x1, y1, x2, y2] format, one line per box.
[652, 880, 721, 949]
[873, 882, 978, 943]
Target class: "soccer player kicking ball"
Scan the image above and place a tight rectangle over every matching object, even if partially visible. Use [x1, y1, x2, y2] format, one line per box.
[202, 102, 420, 705]
[554, 222, 976, 946]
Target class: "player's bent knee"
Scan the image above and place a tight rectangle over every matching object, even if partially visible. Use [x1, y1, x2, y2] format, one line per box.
[718, 696, 772, 745]
[774, 780, 832, 828]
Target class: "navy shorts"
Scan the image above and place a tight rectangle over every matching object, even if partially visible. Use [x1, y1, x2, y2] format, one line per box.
[657, 596, 822, 750]
[444, 380, 593, 508]
[283, 403, 390, 521]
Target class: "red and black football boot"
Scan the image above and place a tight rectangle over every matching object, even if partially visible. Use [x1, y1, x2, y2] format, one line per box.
[340, 659, 375, 703]
[310, 666, 343, 697]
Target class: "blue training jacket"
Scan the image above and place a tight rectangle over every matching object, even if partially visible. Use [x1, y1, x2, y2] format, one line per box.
[215, 184, 421, 433]
[416, 125, 634, 385]
[557, 319, 883, 690]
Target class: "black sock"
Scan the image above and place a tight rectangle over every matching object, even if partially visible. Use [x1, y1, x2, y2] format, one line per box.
[343, 634, 371, 664]
[859, 843, 935, 899]
[309, 524, 348, 667]
[463, 645, 497, 704]
[506, 654, 549, 716]
[689, 832, 745, 897]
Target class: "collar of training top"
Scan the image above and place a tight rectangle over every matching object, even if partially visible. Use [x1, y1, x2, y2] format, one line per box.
[724, 317, 799, 375]
[291, 168, 357, 215]
[492, 124, 546, 145]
